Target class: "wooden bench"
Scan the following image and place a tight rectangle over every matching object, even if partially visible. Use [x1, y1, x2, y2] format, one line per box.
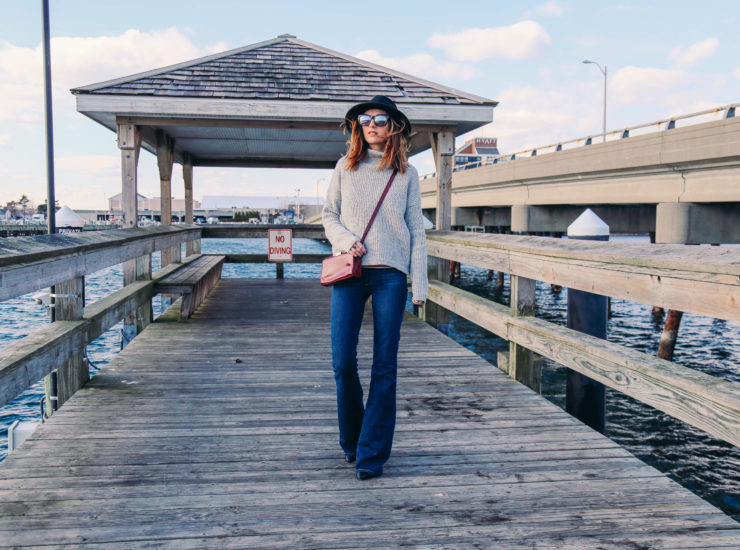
[154, 255, 225, 321]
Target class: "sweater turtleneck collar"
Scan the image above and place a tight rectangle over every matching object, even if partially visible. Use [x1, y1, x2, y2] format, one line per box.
[366, 148, 384, 159]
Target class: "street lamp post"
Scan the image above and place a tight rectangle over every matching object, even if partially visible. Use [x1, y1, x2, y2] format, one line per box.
[583, 59, 607, 143]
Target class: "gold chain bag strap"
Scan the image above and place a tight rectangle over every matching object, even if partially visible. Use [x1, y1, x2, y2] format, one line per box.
[320, 169, 398, 286]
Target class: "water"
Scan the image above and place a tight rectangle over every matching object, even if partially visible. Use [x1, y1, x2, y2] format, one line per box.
[1, 237, 738, 520]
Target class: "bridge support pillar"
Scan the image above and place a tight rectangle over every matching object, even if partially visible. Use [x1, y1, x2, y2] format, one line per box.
[656, 202, 740, 244]
[510, 205, 531, 233]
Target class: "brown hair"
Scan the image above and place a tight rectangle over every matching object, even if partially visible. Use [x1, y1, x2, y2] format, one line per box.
[342, 117, 409, 174]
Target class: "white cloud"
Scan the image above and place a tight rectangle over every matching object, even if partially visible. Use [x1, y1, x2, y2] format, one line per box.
[669, 38, 719, 66]
[464, 83, 601, 156]
[0, 28, 204, 125]
[610, 66, 684, 105]
[0, 134, 10, 149]
[523, 1, 569, 17]
[427, 21, 552, 62]
[735, 68, 740, 79]
[355, 50, 479, 81]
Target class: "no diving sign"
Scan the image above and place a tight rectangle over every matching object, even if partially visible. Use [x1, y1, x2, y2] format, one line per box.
[268, 229, 292, 261]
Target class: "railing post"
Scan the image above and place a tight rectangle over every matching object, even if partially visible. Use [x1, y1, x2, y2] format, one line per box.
[183, 154, 200, 256]
[509, 274, 540, 392]
[44, 276, 87, 416]
[566, 209, 608, 433]
[429, 130, 455, 333]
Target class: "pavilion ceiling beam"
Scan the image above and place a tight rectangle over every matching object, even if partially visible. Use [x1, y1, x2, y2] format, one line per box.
[192, 158, 337, 169]
[117, 115, 459, 136]
[86, 96, 494, 127]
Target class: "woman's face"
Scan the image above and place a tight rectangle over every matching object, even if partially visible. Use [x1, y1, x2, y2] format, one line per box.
[361, 108, 391, 151]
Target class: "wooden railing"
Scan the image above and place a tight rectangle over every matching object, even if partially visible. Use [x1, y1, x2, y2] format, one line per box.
[4, 224, 738, 452]
[200, 223, 326, 240]
[0, 224, 325, 411]
[424, 230, 740, 447]
[0, 226, 200, 410]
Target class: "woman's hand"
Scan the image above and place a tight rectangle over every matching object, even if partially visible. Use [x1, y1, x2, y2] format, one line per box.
[412, 299, 425, 306]
[349, 242, 366, 257]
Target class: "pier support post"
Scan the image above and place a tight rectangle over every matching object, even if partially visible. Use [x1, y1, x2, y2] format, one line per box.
[183, 154, 200, 256]
[657, 309, 684, 360]
[118, 123, 150, 345]
[566, 209, 608, 433]
[509, 274, 540, 392]
[157, 129, 179, 266]
[44, 276, 87, 417]
[426, 130, 454, 333]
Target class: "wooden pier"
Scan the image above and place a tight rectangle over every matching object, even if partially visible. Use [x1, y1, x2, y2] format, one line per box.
[2, 278, 739, 548]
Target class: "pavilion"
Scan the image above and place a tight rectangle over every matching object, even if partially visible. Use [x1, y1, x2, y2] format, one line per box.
[72, 34, 497, 265]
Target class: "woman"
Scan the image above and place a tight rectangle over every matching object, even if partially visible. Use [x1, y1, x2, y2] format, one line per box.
[322, 95, 427, 480]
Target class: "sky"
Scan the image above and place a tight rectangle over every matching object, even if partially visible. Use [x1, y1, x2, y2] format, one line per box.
[0, 0, 738, 210]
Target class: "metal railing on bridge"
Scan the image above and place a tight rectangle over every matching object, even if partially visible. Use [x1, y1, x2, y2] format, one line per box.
[421, 102, 738, 179]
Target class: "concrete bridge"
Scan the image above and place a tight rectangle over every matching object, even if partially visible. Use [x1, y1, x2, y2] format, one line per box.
[421, 107, 740, 244]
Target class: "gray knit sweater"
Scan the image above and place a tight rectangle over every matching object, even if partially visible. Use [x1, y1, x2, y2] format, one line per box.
[322, 149, 428, 302]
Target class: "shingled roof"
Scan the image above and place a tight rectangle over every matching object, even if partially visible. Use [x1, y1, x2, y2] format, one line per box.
[73, 35, 491, 105]
[73, 35, 497, 169]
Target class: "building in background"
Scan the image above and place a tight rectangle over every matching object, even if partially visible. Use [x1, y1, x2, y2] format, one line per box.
[201, 196, 324, 221]
[108, 194, 201, 212]
[454, 138, 501, 170]
[98, 193, 323, 224]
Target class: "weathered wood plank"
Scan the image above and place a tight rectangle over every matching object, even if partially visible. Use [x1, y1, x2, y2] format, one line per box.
[200, 224, 326, 239]
[222, 253, 326, 264]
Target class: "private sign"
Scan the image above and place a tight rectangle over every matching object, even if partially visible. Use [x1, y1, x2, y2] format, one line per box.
[268, 229, 292, 261]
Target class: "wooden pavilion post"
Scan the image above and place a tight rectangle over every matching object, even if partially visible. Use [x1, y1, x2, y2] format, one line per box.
[118, 123, 151, 346]
[157, 129, 179, 266]
[118, 123, 140, 230]
[425, 130, 454, 331]
[183, 153, 200, 256]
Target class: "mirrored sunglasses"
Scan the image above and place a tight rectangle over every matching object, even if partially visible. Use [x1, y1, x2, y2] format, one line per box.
[357, 114, 391, 127]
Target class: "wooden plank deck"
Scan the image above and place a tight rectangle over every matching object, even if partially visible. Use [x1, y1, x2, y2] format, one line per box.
[1, 279, 738, 549]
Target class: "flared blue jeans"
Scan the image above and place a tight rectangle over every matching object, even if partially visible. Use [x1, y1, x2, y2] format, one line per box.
[330, 267, 407, 475]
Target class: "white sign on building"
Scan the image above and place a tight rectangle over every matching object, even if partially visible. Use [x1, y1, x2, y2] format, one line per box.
[268, 229, 293, 262]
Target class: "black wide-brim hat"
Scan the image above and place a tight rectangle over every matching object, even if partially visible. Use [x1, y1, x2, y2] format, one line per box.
[344, 95, 412, 135]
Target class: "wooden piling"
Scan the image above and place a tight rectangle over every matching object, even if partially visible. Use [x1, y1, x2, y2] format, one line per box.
[658, 309, 684, 360]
